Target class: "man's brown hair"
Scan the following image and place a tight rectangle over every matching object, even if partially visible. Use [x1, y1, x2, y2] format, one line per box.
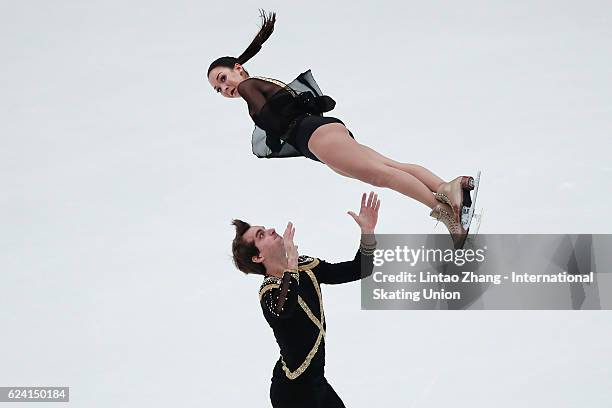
[231, 219, 266, 275]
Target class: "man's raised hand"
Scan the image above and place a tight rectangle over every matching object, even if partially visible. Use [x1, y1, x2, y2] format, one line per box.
[282, 222, 298, 270]
[348, 192, 380, 234]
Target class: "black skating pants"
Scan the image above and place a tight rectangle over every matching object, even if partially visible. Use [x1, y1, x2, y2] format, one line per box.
[270, 376, 346, 408]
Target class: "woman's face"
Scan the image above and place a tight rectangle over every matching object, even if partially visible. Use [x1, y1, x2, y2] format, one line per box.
[208, 63, 247, 98]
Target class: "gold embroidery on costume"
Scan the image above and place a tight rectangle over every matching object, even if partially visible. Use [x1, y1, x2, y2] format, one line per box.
[258, 284, 280, 301]
[298, 258, 320, 271]
[251, 76, 297, 96]
[280, 269, 326, 380]
[261, 275, 281, 287]
[298, 297, 325, 332]
[289, 271, 300, 283]
[281, 328, 324, 380]
[306, 270, 325, 328]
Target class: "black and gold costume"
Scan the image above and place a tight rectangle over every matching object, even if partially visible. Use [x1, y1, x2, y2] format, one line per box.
[259, 246, 375, 408]
[237, 70, 355, 161]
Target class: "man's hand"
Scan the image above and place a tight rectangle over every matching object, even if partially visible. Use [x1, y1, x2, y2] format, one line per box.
[348, 192, 380, 234]
[282, 222, 298, 270]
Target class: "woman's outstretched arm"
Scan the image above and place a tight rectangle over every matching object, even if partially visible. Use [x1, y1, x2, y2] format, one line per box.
[237, 77, 282, 116]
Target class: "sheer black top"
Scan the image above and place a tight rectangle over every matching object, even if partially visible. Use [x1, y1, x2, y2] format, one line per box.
[237, 77, 298, 138]
[237, 70, 336, 158]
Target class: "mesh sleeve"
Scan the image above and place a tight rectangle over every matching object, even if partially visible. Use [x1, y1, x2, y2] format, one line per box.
[237, 78, 283, 117]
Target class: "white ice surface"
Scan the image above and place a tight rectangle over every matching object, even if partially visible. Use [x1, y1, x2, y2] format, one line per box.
[1, 1, 611, 407]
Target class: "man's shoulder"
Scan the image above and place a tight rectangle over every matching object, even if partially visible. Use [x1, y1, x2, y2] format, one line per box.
[257, 255, 320, 298]
[258, 275, 281, 297]
[298, 255, 320, 271]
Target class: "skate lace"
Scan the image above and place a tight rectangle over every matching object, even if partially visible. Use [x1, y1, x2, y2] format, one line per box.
[432, 207, 461, 234]
[435, 192, 449, 202]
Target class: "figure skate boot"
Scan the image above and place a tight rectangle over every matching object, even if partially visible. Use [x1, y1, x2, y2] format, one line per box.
[435, 176, 475, 223]
[430, 202, 468, 249]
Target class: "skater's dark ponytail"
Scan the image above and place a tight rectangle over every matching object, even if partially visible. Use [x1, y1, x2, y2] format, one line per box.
[207, 9, 276, 77]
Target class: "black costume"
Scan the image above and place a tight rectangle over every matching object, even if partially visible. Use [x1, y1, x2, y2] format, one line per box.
[259, 247, 374, 408]
[237, 70, 355, 161]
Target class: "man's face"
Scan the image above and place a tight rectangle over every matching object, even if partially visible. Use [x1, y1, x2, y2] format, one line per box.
[242, 225, 284, 264]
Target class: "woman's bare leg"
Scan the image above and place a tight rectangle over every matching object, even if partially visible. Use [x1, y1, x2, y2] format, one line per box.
[329, 165, 353, 178]
[359, 145, 445, 192]
[308, 124, 439, 209]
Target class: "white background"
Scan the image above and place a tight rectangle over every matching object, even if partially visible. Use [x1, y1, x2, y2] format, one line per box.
[1, 1, 611, 407]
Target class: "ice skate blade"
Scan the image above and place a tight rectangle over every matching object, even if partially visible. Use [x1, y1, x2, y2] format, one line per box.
[461, 170, 481, 230]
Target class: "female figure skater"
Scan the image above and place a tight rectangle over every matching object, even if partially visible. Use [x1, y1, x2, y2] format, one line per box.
[207, 10, 474, 248]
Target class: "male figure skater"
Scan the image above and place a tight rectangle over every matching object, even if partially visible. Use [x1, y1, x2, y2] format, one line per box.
[231, 192, 380, 408]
